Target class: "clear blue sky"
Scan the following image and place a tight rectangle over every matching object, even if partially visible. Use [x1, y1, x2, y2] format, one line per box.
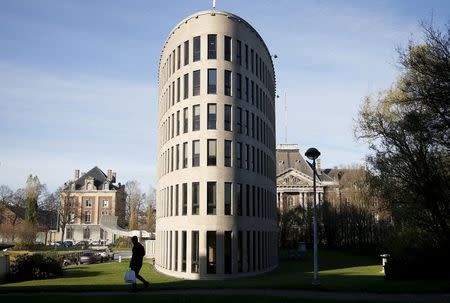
[0, 0, 448, 191]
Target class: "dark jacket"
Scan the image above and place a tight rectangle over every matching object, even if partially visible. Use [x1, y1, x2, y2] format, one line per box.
[130, 242, 145, 269]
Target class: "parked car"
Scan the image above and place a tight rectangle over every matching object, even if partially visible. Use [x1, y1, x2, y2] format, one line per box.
[74, 241, 89, 249]
[63, 240, 74, 248]
[89, 240, 102, 246]
[79, 252, 101, 264]
[51, 241, 63, 247]
[98, 248, 115, 262]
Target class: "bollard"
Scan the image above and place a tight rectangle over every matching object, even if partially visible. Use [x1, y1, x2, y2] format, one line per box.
[119, 255, 122, 263]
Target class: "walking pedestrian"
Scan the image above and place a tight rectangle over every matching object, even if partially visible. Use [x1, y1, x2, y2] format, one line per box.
[130, 236, 149, 291]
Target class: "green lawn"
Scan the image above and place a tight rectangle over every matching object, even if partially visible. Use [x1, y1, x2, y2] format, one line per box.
[1, 250, 448, 293]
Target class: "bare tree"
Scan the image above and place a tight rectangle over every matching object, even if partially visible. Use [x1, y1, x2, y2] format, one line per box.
[125, 180, 142, 230]
[146, 186, 156, 233]
[59, 183, 79, 242]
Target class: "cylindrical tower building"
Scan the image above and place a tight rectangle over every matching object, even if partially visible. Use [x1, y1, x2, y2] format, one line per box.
[156, 9, 277, 279]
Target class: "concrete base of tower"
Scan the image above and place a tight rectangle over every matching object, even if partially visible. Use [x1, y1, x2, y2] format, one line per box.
[154, 263, 279, 280]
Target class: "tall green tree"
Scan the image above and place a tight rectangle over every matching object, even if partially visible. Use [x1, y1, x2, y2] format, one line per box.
[356, 21, 450, 248]
[24, 175, 42, 224]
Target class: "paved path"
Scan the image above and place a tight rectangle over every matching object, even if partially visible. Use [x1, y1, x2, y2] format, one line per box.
[1, 289, 449, 303]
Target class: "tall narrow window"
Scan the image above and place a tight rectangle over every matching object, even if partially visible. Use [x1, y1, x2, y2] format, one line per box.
[224, 70, 232, 96]
[192, 140, 200, 167]
[183, 107, 188, 133]
[183, 142, 188, 168]
[192, 182, 199, 215]
[251, 49, 254, 73]
[207, 69, 217, 94]
[207, 103, 216, 129]
[236, 40, 242, 65]
[207, 139, 217, 166]
[177, 77, 180, 102]
[237, 183, 242, 215]
[184, 40, 189, 66]
[245, 77, 249, 102]
[236, 73, 242, 99]
[177, 45, 181, 70]
[182, 231, 187, 271]
[182, 183, 187, 215]
[183, 73, 189, 99]
[193, 104, 200, 131]
[224, 182, 232, 215]
[245, 44, 249, 69]
[236, 107, 242, 133]
[224, 140, 232, 167]
[207, 34, 217, 59]
[236, 142, 242, 168]
[224, 36, 231, 61]
[176, 111, 180, 136]
[244, 110, 249, 135]
[174, 231, 178, 271]
[191, 231, 199, 273]
[207, 231, 216, 274]
[238, 231, 243, 272]
[193, 70, 200, 96]
[224, 231, 232, 274]
[245, 143, 250, 169]
[176, 144, 180, 170]
[224, 104, 232, 131]
[175, 184, 179, 216]
[193, 36, 201, 62]
[207, 182, 216, 215]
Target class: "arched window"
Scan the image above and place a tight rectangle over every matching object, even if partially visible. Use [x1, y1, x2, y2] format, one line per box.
[83, 227, 90, 239]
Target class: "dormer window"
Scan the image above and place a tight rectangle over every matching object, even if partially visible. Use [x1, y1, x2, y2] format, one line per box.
[103, 183, 109, 190]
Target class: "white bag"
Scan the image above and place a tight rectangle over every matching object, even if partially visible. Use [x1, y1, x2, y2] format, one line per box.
[124, 269, 136, 284]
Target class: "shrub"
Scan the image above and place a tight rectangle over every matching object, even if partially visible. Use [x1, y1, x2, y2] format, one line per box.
[10, 253, 63, 281]
[384, 230, 450, 280]
[114, 236, 132, 248]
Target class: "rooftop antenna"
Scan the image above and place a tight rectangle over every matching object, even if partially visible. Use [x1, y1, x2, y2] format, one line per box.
[284, 92, 288, 143]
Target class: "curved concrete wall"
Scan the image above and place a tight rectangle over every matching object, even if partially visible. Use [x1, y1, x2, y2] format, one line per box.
[156, 10, 277, 279]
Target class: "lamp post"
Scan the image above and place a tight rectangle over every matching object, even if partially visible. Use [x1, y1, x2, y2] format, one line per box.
[305, 147, 321, 286]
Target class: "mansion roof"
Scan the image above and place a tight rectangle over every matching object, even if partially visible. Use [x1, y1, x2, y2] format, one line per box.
[276, 145, 334, 182]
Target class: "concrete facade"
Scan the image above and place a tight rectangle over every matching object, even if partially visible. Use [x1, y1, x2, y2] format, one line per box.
[156, 10, 278, 279]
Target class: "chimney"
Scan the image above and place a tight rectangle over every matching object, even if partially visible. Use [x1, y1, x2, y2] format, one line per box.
[112, 172, 117, 182]
[107, 169, 112, 180]
[316, 159, 322, 175]
[74, 169, 80, 180]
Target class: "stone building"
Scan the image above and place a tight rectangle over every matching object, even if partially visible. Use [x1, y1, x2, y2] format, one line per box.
[156, 9, 278, 279]
[61, 167, 126, 244]
[276, 144, 338, 212]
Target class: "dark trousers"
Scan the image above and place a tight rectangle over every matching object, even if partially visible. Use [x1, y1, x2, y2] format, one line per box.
[131, 263, 148, 285]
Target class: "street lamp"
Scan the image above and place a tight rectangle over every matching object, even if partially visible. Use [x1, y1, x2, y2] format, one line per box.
[305, 147, 321, 286]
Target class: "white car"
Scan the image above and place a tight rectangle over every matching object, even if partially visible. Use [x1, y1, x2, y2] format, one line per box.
[98, 248, 115, 261]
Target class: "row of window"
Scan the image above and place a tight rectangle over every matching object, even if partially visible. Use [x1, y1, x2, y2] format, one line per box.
[157, 181, 276, 220]
[157, 230, 276, 274]
[158, 139, 276, 180]
[159, 103, 275, 152]
[159, 69, 275, 126]
[160, 34, 275, 96]
[68, 198, 110, 208]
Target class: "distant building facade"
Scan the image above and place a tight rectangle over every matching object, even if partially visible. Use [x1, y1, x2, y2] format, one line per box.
[61, 167, 126, 244]
[276, 144, 338, 212]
